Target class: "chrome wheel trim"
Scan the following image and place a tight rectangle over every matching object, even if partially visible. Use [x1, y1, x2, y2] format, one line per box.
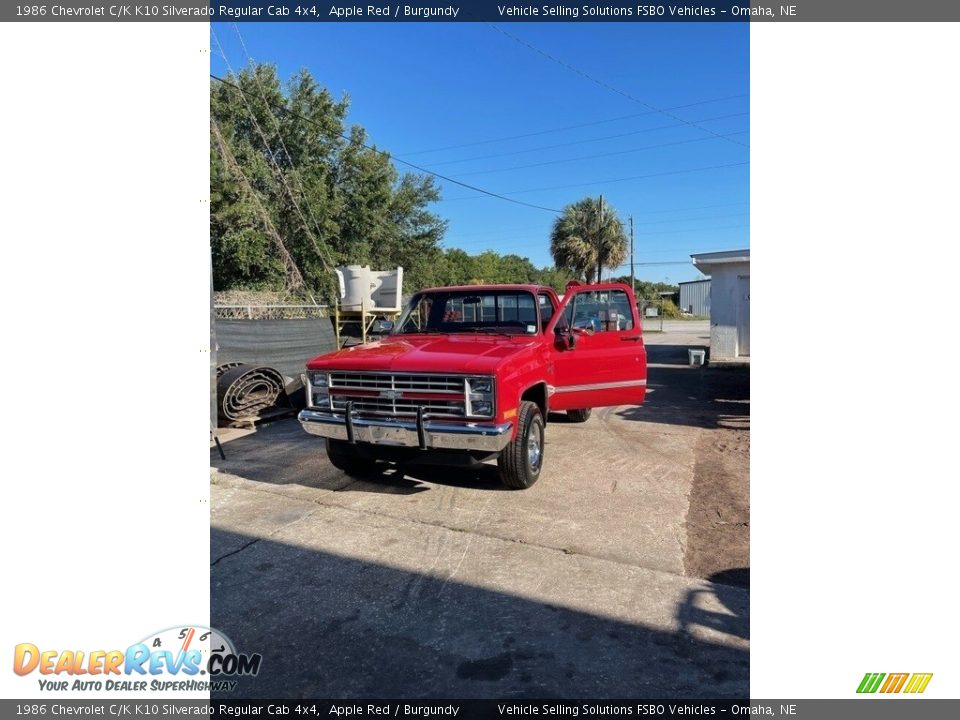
[527, 426, 542, 471]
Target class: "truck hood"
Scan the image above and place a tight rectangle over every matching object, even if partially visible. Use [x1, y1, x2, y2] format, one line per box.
[306, 334, 541, 375]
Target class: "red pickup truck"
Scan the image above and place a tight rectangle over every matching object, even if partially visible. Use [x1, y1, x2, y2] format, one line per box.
[299, 282, 647, 489]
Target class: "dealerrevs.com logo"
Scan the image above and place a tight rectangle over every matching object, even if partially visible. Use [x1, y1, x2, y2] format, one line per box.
[13, 625, 261, 693]
[857, 672, 933, 694]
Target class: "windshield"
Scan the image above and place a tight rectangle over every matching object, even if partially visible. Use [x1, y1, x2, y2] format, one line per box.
[395, 290, 540, 335]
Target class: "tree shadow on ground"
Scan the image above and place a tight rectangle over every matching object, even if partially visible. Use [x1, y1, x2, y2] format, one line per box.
[210, 528, 748, 699]
[676, 570, 750, 645]
[617, 347, 749, 431]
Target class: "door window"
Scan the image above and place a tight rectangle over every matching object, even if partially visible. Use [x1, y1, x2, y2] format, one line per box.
[562, 289, 634, 332]
[538, 293, 555, 332]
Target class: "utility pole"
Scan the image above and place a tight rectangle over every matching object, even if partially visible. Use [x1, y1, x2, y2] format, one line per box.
[661, 276, 668, 332]
[629, 215, 635, 295]
[597, 194, 604, 283]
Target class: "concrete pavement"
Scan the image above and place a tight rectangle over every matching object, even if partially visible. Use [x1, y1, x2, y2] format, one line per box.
[209, 318, 749, 697]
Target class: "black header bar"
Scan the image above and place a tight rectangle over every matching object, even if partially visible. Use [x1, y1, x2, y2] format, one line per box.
[5, 1, 960, 23]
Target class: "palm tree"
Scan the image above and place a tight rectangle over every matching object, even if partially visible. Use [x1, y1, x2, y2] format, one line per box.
[549, 197, 628, 283]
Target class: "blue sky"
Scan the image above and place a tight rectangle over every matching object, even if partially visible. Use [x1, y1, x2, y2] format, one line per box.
[211, 22, 749, 283]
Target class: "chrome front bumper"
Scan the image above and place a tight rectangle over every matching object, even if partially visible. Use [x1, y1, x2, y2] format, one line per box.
[298, 409, 514, 452]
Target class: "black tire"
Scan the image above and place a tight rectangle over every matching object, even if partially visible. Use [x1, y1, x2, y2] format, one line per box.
[497, 401, 545, 490]
[567, 408, 592, 423]
[325, 439, 377, 477]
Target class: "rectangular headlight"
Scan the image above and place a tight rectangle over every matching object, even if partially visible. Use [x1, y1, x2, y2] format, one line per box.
[471, 401, 493, 417]
[305, 372, 330, 409]
[465, 377, 494, 417]
[466, 377, 492, 395]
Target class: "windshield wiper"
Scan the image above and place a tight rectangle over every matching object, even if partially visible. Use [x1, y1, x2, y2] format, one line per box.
[459, 327, 515, 337]
[398, 327, 443, 334]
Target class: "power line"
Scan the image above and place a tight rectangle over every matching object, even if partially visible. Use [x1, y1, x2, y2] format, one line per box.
[440, 160, 750, 200]
[423, 112, 749, 168]
[444, 202, 748, 240]
[610, 251, 754, 270]
[219, 30, 459, 260]
[622, 200, 749, 217]
[635, 223, 749, 237]
[219, 29, 460, 290]
[611, 261, 697, 268]
[211, 41, 749, 273]
[632, 246, 743, 256]
[446, 212, 749, 246]
[455, 131, 749, 178]
[490, 25, 748, 149]
[210, 118, 306, 291]
[447, 225, 749, 254]
[632, 210, 748, 227]
[398, 93, 748, 156]
[210, 72, 563, 215]
[231, 23, 339, 273]
[214, 27, 337, 278]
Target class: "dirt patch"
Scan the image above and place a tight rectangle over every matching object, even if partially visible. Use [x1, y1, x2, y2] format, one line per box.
[684, 368, 750, 587]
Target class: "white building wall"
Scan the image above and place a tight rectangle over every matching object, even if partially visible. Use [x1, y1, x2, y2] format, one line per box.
[708, 262, 749, 360]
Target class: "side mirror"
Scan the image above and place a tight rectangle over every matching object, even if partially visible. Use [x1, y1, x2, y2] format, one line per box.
[379, 320, 394, 334]
[554, 325, 576, 350]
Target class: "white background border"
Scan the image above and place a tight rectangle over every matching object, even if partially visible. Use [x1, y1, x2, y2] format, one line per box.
[2, 18, 959, 700]
[0, 22, 210, 698]
[751, 22, 960, 697]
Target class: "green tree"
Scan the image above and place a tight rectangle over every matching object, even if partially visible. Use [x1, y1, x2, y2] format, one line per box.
[534, 267, 572, 293]
[498, 254, 539, 284]
[438, 248, 473, 286]
[549, 197, 628, 283]
[210, 65, 446, 299]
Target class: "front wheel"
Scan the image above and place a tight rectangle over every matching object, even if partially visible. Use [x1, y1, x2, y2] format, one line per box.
[567, 408, 592, 423]
[497, 401, 545, 490]
[326, 439, 377, 477]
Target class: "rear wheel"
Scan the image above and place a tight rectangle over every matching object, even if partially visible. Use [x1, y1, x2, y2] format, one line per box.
[567, 408, 592, 423]
[497, 401, 545, 490]
[325, 439, 377, 477]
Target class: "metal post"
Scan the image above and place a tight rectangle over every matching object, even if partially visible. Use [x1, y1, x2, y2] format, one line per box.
[629, 215, 635, 295]
[597, 195, 604, 283]
[661, 276, 668, 332]
[210, 250, 224, 459]
[334, 303, 341, 348]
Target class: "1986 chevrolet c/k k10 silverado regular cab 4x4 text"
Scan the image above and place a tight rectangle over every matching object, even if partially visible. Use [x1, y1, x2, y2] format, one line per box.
[298, 282, 647, 489]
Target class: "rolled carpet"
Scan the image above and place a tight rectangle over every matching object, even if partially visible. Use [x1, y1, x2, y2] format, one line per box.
[216, 364, 288, 424]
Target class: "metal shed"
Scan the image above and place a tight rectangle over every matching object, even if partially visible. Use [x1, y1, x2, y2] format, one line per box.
[679, 278, 711, 317]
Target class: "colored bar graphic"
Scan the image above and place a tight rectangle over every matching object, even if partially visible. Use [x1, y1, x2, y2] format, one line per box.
[858, 672, 932, 694]
[856, 672, 885, 693]
[892, 673, 910, 693]
[880, 673, 908, 693]
[904, 673, 933, 694]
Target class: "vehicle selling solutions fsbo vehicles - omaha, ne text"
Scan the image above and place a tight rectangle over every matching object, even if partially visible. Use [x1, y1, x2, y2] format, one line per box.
[298, 282, 647, 489]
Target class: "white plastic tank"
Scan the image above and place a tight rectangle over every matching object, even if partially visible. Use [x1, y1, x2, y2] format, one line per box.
[335, 266, 404, 311]
[369, 267, 404, 312]
[335, 265, 375, 310]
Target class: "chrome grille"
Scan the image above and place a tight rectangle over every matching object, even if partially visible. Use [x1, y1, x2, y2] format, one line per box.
[329, 373, 464, 393]
[326, 372, 467, 418]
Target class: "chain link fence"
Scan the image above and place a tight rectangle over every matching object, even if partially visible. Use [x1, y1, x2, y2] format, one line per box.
[214, 303, 330, 320]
